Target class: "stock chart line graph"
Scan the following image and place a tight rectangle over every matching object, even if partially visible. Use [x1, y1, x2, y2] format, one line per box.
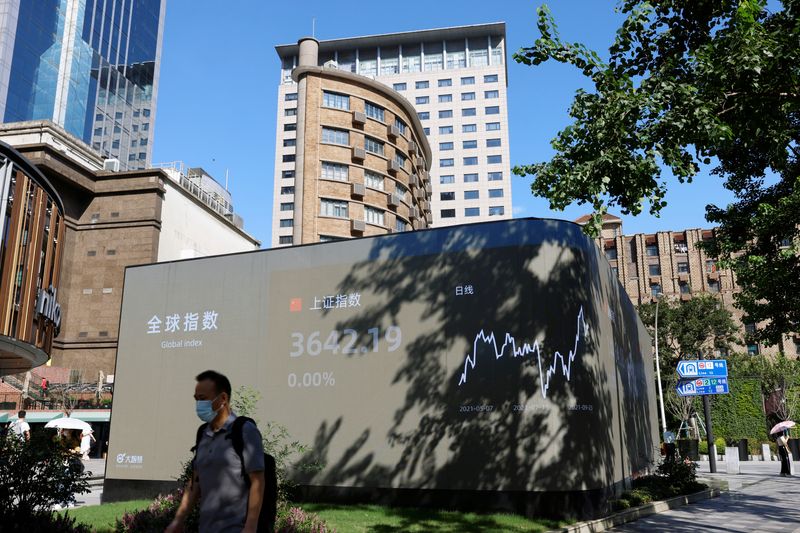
[457, 307, 589, 398]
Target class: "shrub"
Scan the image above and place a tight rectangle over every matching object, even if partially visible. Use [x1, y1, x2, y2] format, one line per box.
[115, 490, 197, 533]
[276, 505, 336, 533]
[699, 440, 708, 455]
[2, 508, 91, 532]
[714, 437, 727, 450]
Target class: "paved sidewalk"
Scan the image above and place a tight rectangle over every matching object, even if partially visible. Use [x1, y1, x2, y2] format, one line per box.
[610, 461, 800, 532]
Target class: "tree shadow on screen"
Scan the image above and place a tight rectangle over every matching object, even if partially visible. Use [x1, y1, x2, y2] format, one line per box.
[294, 218, 655, 518]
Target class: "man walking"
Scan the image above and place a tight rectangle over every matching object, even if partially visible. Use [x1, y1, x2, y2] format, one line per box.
[9, 410, 30, 441]
[166, 371, 265, 533]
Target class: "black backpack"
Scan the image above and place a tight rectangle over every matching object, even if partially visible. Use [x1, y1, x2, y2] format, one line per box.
[193, 417, 278, 533]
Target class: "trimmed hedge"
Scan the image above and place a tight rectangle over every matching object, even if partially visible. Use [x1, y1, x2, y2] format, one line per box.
[709, 377, 767, 443]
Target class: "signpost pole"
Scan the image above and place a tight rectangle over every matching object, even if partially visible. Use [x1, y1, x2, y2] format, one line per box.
[703, 394, 717, 473]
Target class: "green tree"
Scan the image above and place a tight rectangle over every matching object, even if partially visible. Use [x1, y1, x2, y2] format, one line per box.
[514, 1, 799, 345]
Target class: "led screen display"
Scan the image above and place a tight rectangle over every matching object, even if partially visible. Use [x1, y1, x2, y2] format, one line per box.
[106, 218, 656, 497]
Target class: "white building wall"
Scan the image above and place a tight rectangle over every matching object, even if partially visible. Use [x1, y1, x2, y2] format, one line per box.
[158, 182, 259, 261]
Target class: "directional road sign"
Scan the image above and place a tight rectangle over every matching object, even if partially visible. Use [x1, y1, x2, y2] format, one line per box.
[676, 359, 728, 379]
[676, 377, 730, 397]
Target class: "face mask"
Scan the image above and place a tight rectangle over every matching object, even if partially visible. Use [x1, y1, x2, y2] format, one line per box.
[195, 395, 221, 422]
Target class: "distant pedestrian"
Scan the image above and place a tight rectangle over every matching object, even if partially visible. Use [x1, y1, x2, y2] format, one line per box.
[9, 410, 30, 441]
[41, 377, 48, 397]
[777, 430, 791, 477]
[80, 429, 95, 460]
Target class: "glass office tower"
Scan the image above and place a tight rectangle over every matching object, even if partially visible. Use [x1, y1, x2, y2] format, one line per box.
[0, 0, 165, 170]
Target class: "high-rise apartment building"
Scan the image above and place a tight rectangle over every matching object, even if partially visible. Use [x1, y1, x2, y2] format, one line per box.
[272, 23, 511, 247]
[0, 0, 165, 170]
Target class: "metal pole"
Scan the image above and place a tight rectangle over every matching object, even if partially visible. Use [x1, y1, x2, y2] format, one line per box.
[703, 394, 717, 473]
[654, 297, 667, 435]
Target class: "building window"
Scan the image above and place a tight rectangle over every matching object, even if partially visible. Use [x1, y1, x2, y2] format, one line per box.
[393, 82, 407, 91]
[440, 142, 454, 151]
[677, 262, 689, 273]
[423, 127, 430, 135]
[418, 112, 430, 120]
[439, 110, 453, 119]
[489, 206, 505, 216]
[440, 159, 454, 167]
[364, 206, 385, 226]
[365, 102, 385, 121]
[462, 92, 476, 101]
[280, 202, 294, 211]
[464, 173, 479, 182]
[396, 218, 410, 232]
[322, 127, 349, 145]
[645, 243, 659, 256]
[441, 191, 456, 201]
[486, 122, 501, 131]
[282, 154, 295, 162]
[439, 94, 453, 103]
[396, 182, 408, 197]
[438, 78, 452, 87]
[465, 207, 480, 217]
[485, 90, 499, 99]
[416, 96, 430, 105]
[439, 126, 453, 134]
[279, 219, 293, 228]
[464, 190, 479, 200]
[708, 279, 720, 292]
[280, 186, 295, 195]
[285, 92, 298, 101]
[463, 140, 477, 149]
[648, 264, 661, 276]
[282, 170, 295, 179]
[605, 247, 618, 260]
[319, 235, 341, 242]
[679, 282, 691, 294]
[441, 209, 456, 218]
[488, 188, 503, 198]
[674, 241, 689, 253]
[440, 175, 455, 184]
[484, 74, 498, 83]
[284, 123, 297, 132]
[461, 76, 475, 85]
[323, 91, 350, 110]
[486, 138, 501, 148]
[321, 161, 349, 181]
[462, 124, 477, 133]
[394, 118, 407, 135]
[283, 139, 296, 147]
[393, 152, 406, 168]
[320, 199, 348, 218]
[487, 155, 502, 164]
[488, 171, 503, 181]
[364, 170, 384, 190]
[415, 80, 429, 89]
[485, 106, 500, 115]
[462, 108, 477, 117]
[706, 259, 717, 273]
[651, 283, 662, 296]
[365, 136, 384, 155]
[464, 157, 478, 166]
[279, 236, 293, 245]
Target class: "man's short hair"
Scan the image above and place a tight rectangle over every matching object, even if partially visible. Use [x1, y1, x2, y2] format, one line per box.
[195, 370, 232, 399]
[18, 410, 26, 418]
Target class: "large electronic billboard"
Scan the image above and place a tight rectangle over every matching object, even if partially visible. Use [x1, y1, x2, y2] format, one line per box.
[105, 218, 657, 513]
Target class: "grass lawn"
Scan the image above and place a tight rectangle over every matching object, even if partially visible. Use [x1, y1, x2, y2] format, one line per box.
[65, 501, 568, 532]
[301, 503, 568, 532]
[63, 500, 151, 532]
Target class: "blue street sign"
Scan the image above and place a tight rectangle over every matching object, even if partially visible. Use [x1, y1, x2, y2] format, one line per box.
[676, 359, 728, 379]
[676, 377, 730, 397]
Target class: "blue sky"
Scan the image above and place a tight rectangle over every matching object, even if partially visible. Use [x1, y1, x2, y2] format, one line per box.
[151, 0, 737, 246]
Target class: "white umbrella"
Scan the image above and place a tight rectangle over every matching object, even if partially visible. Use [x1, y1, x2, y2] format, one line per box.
[45, 417, 92, 432]
[770, 420, 796, 435]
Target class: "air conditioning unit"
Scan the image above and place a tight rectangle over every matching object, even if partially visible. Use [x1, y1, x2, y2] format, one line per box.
[352, 147, 366, 160]
[353, 111, 366, 125]
[351, 219, 366, 232]
[410, 206, 419, 219]
[649, 276, 661, 284]
[103, 158, 120, 172]
[416, 158, 424, 169]
[388, 124, 400, 138]
[388, 160, 400, 173]
[678, 273, 689, 282]
[351, 182, 365, 197]
[409, 174, 419, 187]
[387, 192, 401, 207]
[408, 141, 418, 155]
